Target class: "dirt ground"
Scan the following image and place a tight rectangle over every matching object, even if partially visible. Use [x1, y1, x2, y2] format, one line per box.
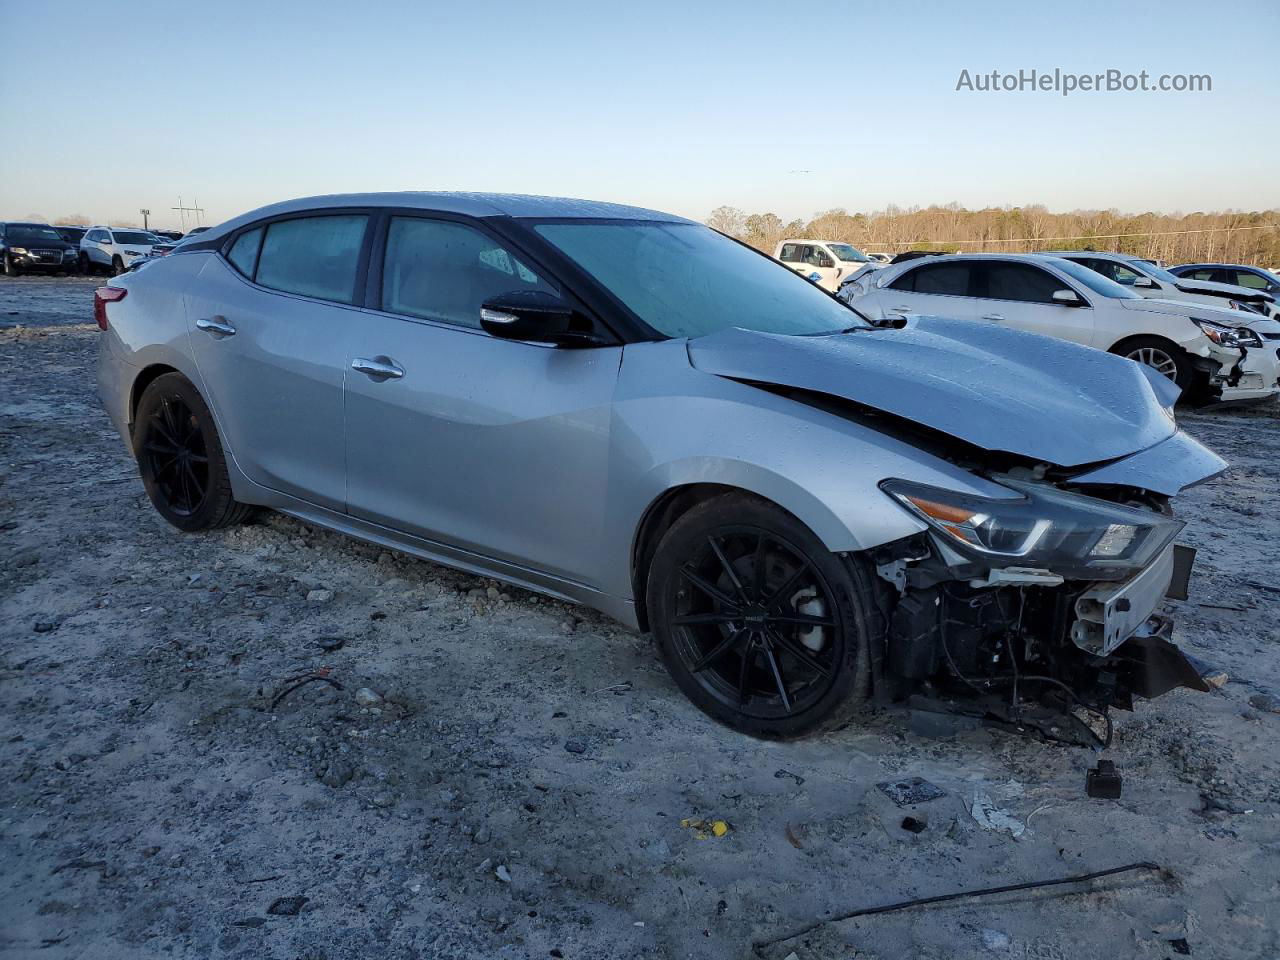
[2, 275, 1278, 960]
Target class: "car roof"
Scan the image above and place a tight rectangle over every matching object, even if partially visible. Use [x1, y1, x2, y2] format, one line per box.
[197, 192, 695, 245]
[1175, 262, 1260, 270]
[1039, 250, 1137, 261]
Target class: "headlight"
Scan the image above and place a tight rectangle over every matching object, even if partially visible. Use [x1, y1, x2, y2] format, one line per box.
[1226, 300, 1266, 315]
[880, 477, 1183, 579]
[9, 247, 28, 255]
[1191, 317, 1262, 348]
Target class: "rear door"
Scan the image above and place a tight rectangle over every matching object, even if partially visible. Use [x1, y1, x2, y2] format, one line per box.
[185, 212, 370, 511]
[971, 261, 1096, 346]
[343, 213, 620, 586]
[878, 260, 982, 321]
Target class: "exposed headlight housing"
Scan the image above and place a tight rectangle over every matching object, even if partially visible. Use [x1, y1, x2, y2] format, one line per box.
[1191, 317, 1262, 348]
[1225, 299, 1265, 315]
[880, 477, 1183, 580]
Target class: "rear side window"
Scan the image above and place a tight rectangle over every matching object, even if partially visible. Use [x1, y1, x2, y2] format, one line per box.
[255, 215, 368, 304]
[226, 227, 262, 278]
[778, 243, 801, 263]
[893, 262, 971, 296]
[381, 217, 556, 329]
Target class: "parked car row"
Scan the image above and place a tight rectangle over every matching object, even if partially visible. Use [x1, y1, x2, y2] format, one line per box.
[0, 220, 201, 276]
[836, 252, 1280, 404]
[96, 192, 1230, 740]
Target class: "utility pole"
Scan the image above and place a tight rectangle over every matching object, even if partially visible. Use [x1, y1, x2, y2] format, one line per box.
[171, 196, 206, 231]
[140, 208, 151, 230]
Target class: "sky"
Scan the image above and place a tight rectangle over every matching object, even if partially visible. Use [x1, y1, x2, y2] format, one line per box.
[2, 0, 1277, 230]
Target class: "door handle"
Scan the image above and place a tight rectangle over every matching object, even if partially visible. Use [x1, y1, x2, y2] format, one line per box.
[981, 313, 1005, 321]
[351, 356, 405, 381]
[195, 316, 236, 337]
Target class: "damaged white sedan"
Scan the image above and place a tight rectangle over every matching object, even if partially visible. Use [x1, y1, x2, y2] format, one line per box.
[842, 253, 1280, 405]
[97, 193, 1226, 740]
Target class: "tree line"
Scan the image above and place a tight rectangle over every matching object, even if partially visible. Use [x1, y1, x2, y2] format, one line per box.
[706, 203, 1280, 266]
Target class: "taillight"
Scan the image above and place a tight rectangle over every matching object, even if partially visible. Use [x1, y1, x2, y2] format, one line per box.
[94, 286, 127, 331]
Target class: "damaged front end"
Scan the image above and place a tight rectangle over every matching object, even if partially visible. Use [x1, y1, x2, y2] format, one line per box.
[869, 471, 1223, 746]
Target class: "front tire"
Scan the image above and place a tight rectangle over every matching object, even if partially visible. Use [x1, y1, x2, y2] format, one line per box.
[647, 493, 884, 738]
[110, 255, 124, 276]
[1112, 336, 1194, 391]
[133, 373, 252, 531]
[4, 254, 20, 276]
[79, 253, 92, 275]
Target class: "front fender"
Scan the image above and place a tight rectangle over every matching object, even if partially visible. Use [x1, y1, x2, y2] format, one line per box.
[599, 340, 1017, 600]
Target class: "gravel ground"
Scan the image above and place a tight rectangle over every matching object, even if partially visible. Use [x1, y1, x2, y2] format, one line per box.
[2, 275, 1278, 960]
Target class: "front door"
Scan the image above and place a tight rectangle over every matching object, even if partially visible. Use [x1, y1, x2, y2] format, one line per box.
[970, 261, 1096, 346]
[343, 215, 620, 586]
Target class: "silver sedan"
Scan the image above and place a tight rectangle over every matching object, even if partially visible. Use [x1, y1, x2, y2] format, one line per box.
[96, 192, 1225, 739]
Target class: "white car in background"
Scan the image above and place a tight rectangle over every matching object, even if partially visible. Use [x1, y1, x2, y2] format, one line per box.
[1045, 251, 1278, 319]
[774, 238, 875, 291]
[844, 253, 1280, 404]
[79, 226, 158, 276]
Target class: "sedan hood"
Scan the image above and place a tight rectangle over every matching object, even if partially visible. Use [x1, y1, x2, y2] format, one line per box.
[687, 317, 1178, 468]
[1171, 277, 1274, 303]
[1116, 297, 1258, 325]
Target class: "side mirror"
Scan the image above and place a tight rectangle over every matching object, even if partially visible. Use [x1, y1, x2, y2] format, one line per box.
[1052, 289, 1083, 306]
[480, 290, 605, 347]
[1132, 276, 1156, 289]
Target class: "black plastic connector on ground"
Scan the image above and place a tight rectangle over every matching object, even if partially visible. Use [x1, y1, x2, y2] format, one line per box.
[1086, 759, 1122, 799]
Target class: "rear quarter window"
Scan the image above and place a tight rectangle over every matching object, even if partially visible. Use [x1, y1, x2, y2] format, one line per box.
[226, 227, 263, 278]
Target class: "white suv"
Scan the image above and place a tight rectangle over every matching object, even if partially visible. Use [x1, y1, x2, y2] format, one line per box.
[843, 253, 1280, 404]
[774, 238, 875, 292]
[79, 226, 157, 276]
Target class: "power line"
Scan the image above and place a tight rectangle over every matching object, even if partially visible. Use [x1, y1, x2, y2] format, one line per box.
[893, 223, 1278, 247]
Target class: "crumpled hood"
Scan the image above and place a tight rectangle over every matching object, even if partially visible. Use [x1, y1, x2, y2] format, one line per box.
[687, 317, 1179, 468]
[1170, 277, 1274, 302]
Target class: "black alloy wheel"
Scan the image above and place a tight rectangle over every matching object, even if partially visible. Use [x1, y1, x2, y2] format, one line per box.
[648, 494, 883, 738]
[134, 373, 252, 531]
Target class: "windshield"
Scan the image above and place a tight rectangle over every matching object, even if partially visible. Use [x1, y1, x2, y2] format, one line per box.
[112, 231, 154, 245]
[1045, 257, 1142, 299]
[9, 226, 62, 244]
[534, 221, 868, 338]
[826, 242, 869, 263]
[1125, 259, 1182, 284]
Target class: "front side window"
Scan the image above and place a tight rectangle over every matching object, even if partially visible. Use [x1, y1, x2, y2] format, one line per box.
[826, 242, 869, 263]
[1044, 257, 1138, 298]
[1232, 270, 1268, 289]
[534, 221, 866, 339]
[893, 262, 971, 297]
[802, 246, 834, 268]
[255, 215, 368, 304]
[382, 218, 556, 329]
[981, 263, 1065, 303]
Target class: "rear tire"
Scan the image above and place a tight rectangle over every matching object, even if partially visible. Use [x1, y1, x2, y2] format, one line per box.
[133, 373, 252, 532]
[1112, 336, 1194, 391]
[647, 493, 885, 738]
